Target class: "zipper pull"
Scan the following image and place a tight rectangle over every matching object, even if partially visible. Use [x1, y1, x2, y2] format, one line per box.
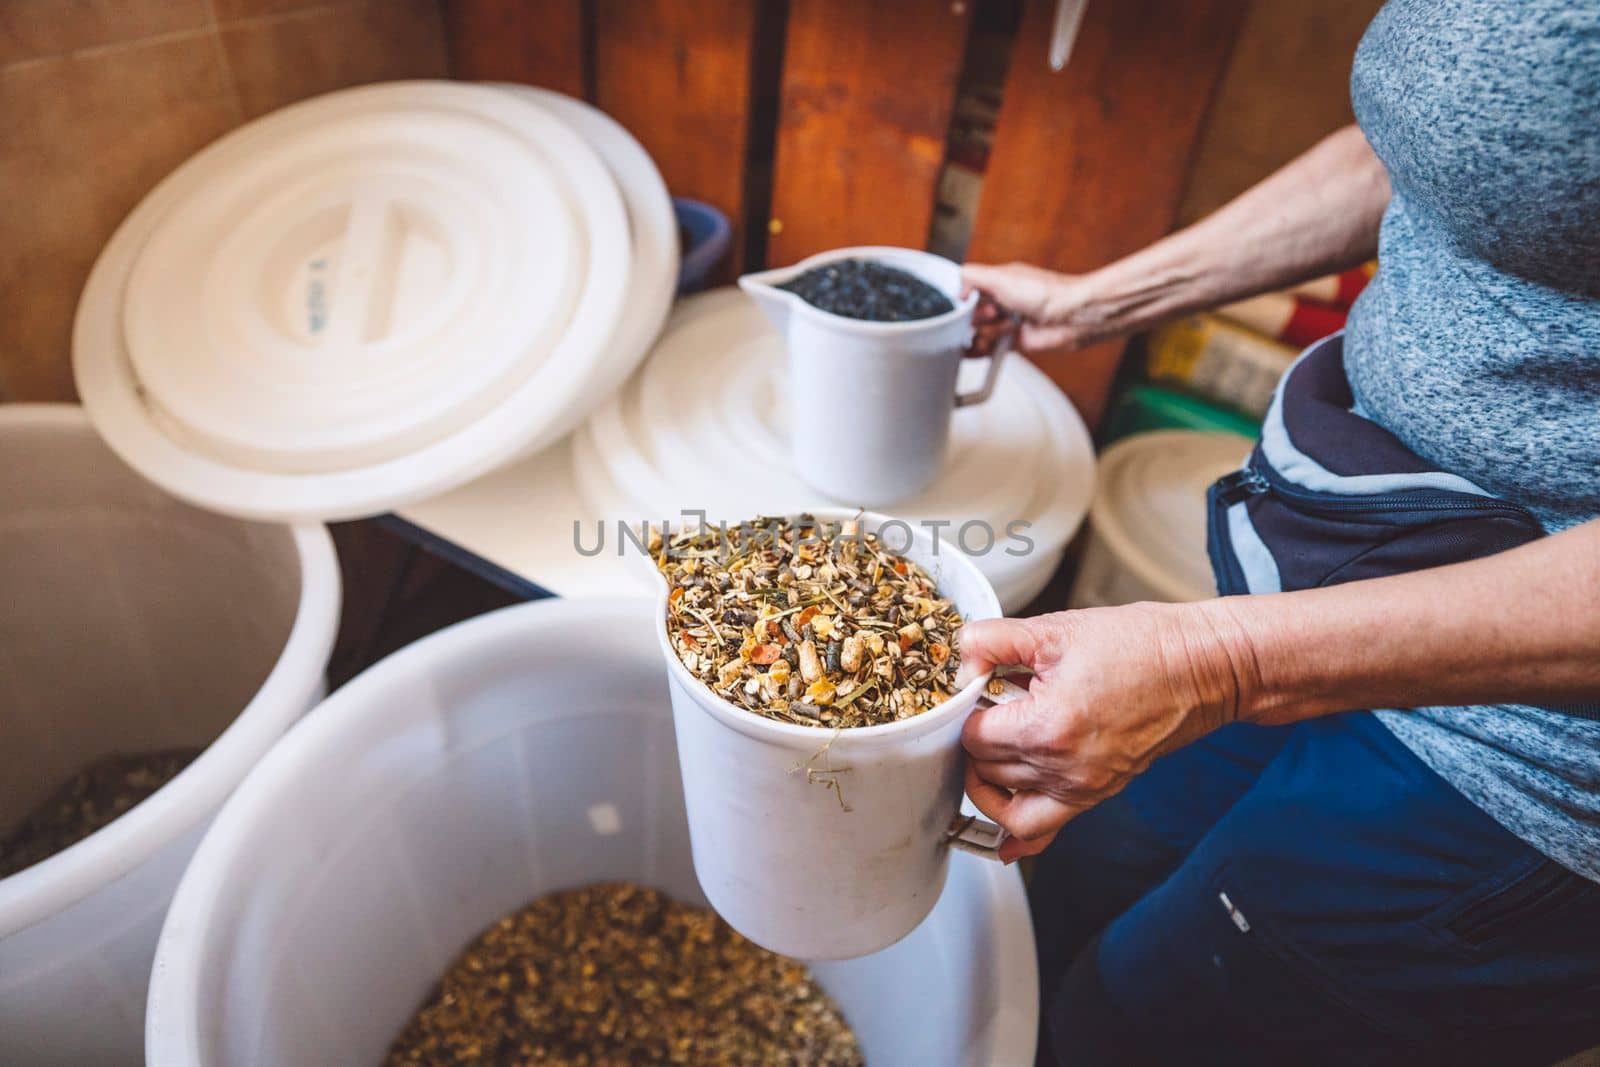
[1214, 467, 1268, 506]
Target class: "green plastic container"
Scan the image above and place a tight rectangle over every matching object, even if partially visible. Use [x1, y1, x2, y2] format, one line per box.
[1100, 384, 1260, 445]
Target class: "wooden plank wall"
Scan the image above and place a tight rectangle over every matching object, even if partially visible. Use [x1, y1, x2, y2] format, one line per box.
[444, 0, 761, 282]
[442, 0, 587, 98]
[0, 0, 1309, 426]
[592, 0, 760, 279]
[765, 0, 970, 265]
[967, 0, 1250, 428]
[442, 0, 1249, 430]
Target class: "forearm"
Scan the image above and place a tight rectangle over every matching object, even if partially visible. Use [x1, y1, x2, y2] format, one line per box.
[1068, 125, 1390, 340]
[1199, 520, 1600, 724]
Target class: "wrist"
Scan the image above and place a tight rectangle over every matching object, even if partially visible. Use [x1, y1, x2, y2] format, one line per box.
[1194, 594, 1343, 727]
[1071, 239, 1222, 341]
[1186, 598, 1276, 727]
[1142, 600, 1251, 737]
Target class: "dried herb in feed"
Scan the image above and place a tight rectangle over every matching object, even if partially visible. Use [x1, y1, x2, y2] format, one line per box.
[0, 748, 202, 879]
[385, 882, 864, 1067]
[655, 515, 964, 728]
[777, 259, 955, 322]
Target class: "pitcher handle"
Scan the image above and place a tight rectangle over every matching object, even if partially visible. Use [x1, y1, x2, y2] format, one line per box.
[945, 673, 1032, 860]
[946, 813, 1008, 858]
[954, 312, 1017, 409]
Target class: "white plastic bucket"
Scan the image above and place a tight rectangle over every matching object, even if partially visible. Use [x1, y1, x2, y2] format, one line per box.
[0, 405, 339, 1066]
[147, 598, 1037, 1066]
[740, 247, 1009, 505]
[657, 509, 1006, 961]
[1068, 430, 1250, 607]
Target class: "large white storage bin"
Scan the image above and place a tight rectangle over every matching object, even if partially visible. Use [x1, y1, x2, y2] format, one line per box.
[147, 598, 1038, 1066]
[0, 405, 339, 1066]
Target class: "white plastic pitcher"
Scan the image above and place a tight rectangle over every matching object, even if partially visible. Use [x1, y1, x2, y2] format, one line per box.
[740, 247, 1011, 505]
[656, 509, 1009, 960]
[147, 599, 1038, 1066]
[0, 405, 339, 1067]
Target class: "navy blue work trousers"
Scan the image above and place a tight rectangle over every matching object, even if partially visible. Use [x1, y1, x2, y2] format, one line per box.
[1034, 713, 1600, 1065]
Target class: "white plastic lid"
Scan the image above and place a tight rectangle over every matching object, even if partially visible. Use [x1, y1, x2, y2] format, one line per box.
[74, 81, 635, 522]
[574, 288, 1096, 589]
[1091, 430, 1250, 601]
[634, 294, 1044, 525]
[493, 85, 678, 452]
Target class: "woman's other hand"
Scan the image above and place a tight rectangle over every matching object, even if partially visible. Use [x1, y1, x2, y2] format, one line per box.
[960, 127, 1390, 361]
[961, 262, 1107, 357]
[955, 603, 1256, 862]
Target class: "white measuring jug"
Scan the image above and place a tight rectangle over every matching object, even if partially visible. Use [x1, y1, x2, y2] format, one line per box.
[739, 247, 1011, 505]
[655, 508, 1009, 960]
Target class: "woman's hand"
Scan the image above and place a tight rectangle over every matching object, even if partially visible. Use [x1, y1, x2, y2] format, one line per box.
[955, 518, 1600, 863]
[961, 262, 1110, 358]
[955, 602, 1255, 862]
[959, 127, 1390, 362]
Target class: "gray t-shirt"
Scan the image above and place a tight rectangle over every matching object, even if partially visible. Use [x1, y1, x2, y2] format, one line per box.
[1345, 0, 1600, 879]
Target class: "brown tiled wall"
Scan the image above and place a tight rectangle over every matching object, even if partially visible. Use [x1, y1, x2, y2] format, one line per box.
[0, 0, 447, 403]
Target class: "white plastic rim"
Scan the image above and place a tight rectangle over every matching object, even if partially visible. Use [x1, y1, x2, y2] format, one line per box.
[0, 404, 338, 1066]
[75, 81, 634, 522]
[1082, 430, 1250, 604]
[0, 406, 340, 936]
[573, 288, 1095, 608]
[147, 598, 1037, 1066]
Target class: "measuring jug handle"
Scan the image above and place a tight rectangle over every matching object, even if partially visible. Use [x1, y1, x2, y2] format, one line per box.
[945, 673, 1033, 860]
[946, 813, 1008, 859]
[954, 312, 1017, 409]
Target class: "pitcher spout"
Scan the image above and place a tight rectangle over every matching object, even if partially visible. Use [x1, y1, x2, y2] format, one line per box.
[740, 247, 972, 337]
[737, 265, 801, 333]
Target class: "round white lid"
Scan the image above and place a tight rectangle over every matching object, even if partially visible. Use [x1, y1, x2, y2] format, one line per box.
[1091, 430, 1251, 601]
[574, 287, 1096, 589]
[74, 81, 634, 522]
[493, 85, 678, 454]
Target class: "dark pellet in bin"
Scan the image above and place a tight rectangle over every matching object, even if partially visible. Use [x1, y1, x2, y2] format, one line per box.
[0, 747, 203, 879]
[385, 882, 864, 1066]
[778, 258, 955, 322]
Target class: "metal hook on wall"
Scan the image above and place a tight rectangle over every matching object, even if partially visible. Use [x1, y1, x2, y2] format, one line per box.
[1049, 0, 1090, 71]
